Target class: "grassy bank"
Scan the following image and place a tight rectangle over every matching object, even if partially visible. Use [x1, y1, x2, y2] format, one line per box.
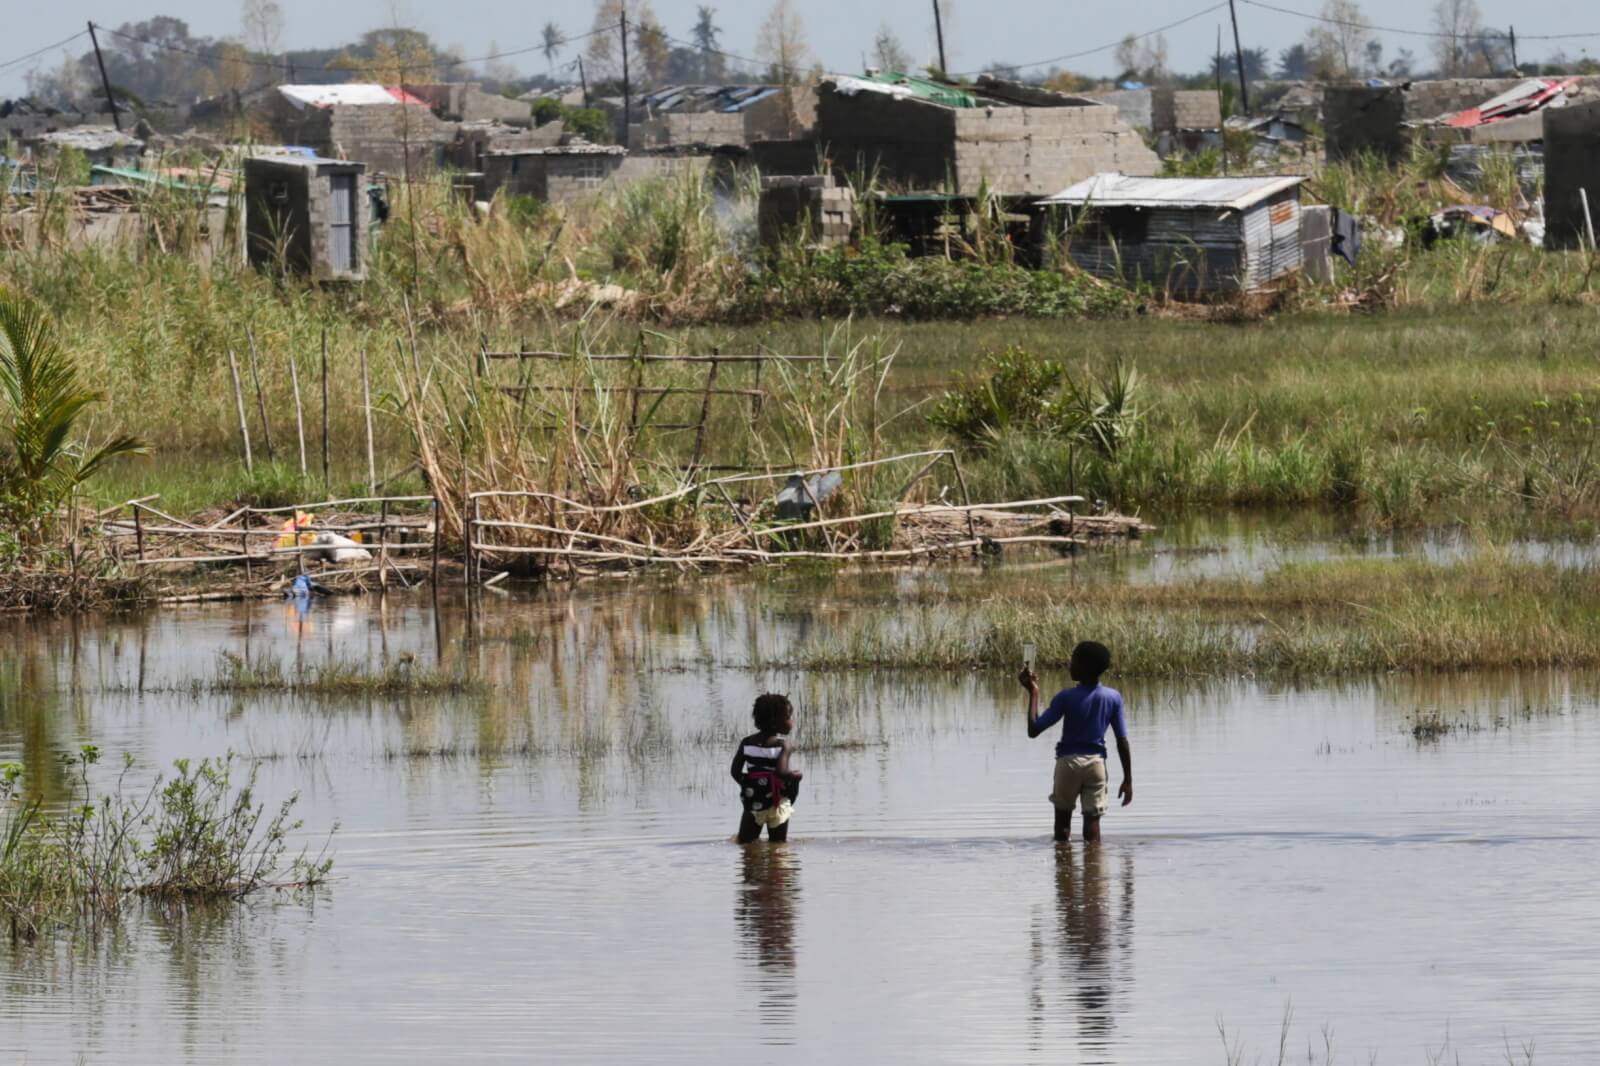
[772, 551, 1600, 678]
[4, 164, 1600, 547]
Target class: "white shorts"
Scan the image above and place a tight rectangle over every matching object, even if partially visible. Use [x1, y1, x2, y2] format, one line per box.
[749, 800, 793, 828]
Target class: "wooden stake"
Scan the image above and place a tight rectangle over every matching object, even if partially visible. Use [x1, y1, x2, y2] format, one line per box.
[245, 326, 275, 461]
[360, 347, 376, 494]
[132, 503, 145, 561]
[320, 329, 331, 491]
[288, 349, 307, 476]
[430, 496, 441, 597]
[378, 499, 389, 591]
[226, 348, 253, 472]
[688, 356, 720, 474]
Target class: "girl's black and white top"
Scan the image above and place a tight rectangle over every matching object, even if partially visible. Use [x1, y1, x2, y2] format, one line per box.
[739, 736, 794, 814]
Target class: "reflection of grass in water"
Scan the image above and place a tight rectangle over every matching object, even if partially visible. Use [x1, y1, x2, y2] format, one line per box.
[201, 652, 484, 698]
[776, 553, 1600, 678]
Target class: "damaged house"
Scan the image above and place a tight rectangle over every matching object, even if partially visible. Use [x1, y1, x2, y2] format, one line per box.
[807, 72, 1157, 197]
[623, 84, 816, 149]
[1041, 173, 1306, 294]
[228, 84, 449, 176]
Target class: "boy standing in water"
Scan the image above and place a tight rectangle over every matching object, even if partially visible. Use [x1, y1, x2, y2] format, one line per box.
[1021, 641, 1132, 843]
[731, 694, 804, 844]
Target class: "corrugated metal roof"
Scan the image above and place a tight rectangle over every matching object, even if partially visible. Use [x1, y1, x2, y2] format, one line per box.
[1040, 173, 1306, 210]
[827, 73, 977, 108]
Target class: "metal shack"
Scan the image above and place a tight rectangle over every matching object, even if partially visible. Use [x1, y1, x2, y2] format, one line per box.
[1039, 173, 1307, 293]
[244, 154, 368, 281]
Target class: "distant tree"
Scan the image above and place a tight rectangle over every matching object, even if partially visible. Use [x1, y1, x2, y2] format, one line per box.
[1467, 30, 1512, 75]
[1387, 47, 1416, 78]
[588, 0, 660, 81]
[756, 0, 810, 133]
[331, 28, 439, 83]
[634, 16, 671, 86]
[691, 6, 726, 81]
[1304, 0, 1374, 79]
[1363, 38, 1383, 75]
[872, 24, 912, 72]
[987, 60, 1024, 82]
[1276, 42, 1315, 79]
[1432, 0, 1483, 76]
[540, 22, 565, 76]
[240, 0, 284, 59]
[1112, 32, 1170, 83]
[24, 51, 93, 106]
[1223, 46, 1271, 82]
[1043, 70, 1094, 93]
[1113, 34, 1139, 79]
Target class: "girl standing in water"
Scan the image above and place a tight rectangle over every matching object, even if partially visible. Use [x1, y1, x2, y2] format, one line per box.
[731, 694, 804, 844]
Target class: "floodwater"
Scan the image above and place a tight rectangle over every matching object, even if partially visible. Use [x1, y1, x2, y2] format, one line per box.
[3, 526, 1599, 1064]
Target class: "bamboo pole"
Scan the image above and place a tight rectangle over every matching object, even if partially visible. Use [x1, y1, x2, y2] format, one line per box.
[360, 347, 376, 494]
[689, 356, 720, 474]
[245, 326, 275, 461]
[226, 348, 253, 472]
[288, 348, 307, 476]
[320, 329, 331, 491]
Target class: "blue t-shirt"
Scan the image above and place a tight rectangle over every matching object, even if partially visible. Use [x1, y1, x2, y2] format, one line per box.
[1034, 683, 1127, 758]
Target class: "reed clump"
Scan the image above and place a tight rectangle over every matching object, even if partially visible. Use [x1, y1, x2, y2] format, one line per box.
[781, 553, 1600, 678]
[1, 747, 332, 943]
[204, 652, 483, 697]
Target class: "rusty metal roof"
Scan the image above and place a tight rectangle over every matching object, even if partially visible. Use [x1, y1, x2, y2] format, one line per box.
[1039, 173, 1306, 210]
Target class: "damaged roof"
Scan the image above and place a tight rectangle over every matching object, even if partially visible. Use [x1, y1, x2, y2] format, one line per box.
[1040, 173, 1306, 210]
[277, 84, 431, 109]
[635, 85, 781, 114]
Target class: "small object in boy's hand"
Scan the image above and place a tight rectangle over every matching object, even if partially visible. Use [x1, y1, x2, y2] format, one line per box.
[1022, 642, 1037, 670]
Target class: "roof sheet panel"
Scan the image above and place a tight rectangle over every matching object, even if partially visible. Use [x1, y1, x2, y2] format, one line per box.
[1040, 173, 1307, 210]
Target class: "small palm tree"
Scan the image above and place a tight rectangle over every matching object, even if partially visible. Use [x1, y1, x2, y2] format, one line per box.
[0, 290, 147, 545]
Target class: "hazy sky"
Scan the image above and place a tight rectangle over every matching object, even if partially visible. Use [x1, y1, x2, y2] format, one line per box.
[3, 0, 1596, 97]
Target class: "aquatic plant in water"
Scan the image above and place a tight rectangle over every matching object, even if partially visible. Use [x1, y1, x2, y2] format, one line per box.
[0, 747, 332, 943]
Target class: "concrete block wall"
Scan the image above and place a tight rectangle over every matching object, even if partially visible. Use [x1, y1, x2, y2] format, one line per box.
[1324, 86, 1407, 161]
[1171, 90, 1222, 129]
[1543, 100, 1600, 250]
[1085, 89, 1154, 131]
[815, 85, 958, 189]
[629, 111, 745, 149]
[743, 87, 817, 142]
[327, 104, 446, 176]
[758, 173, 854, 247]
[950, 104, 1157, 195]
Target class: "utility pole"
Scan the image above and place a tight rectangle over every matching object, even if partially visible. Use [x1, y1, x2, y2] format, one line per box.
[1216, 26, 1228, 175]
[578, 56, 589, 106]
[932, 0, 948, 75]
[86, 21, 122, 132]
[620, 9, 631, 142]
[1508, 25, 1519, 72]
[1227, 0, 1250, 114]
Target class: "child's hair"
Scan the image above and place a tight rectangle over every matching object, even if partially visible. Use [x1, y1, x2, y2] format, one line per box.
[753, 693, 793, 732]
[1071, 641, 1112, 678]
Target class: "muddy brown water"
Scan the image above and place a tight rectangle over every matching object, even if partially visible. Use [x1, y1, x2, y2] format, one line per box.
[3, 526, 1599, 1063]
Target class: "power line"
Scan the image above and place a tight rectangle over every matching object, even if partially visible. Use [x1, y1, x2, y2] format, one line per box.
[951, 2, 1231, 75]
[1240, 0, 1600, 42]
[0, 29, 91, 73]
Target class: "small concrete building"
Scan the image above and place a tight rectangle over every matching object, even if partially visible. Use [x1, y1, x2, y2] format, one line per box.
[813, 73, 1157, 197]
[481, 142, 626, 203]
[1040, 173, 1306, 294]
[244, 154, 368, 281]
[1542, 99, 1600, 251]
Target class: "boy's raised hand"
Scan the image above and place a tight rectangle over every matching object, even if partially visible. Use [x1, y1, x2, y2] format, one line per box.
[1018, 669, 1038, 691]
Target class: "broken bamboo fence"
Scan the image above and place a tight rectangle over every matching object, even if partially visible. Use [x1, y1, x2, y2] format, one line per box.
[465, 448, 1146, 581]
[102, 495, 441, 594]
